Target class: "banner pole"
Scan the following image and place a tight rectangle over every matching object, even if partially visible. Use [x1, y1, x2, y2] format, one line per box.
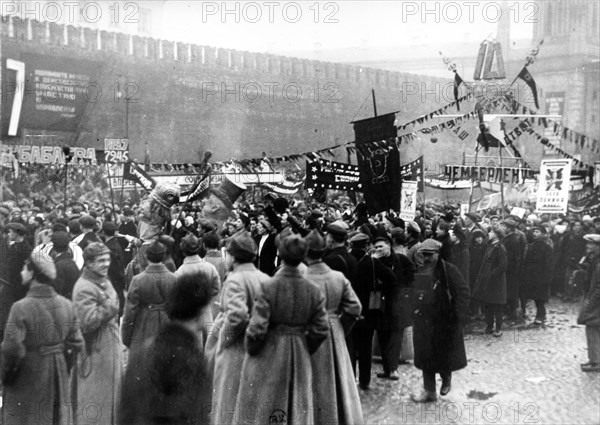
[106, 163, 117, 222]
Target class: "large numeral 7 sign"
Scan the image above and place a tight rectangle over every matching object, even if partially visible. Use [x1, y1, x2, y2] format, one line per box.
[6, 59, 25, 136]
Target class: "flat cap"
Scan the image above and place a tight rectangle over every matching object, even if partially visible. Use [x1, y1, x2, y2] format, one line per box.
[79, 215, 97, 228]
[533, 226, 547, 234]
[101, 221, 117, 235]
[327, 222, 348, 238]
[419, 238, 442, 253]
[6, 222, 27, 234]
[349, 232, 370, 246]
[465, 212, 479, 223]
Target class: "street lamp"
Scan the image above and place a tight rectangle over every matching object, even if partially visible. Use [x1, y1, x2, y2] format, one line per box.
[62, 146, 74, 208]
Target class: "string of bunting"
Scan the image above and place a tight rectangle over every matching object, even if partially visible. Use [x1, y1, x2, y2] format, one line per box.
[507, 119, 594, 171]
[396, 93, 473, 131]
[509, 99, 599, 155]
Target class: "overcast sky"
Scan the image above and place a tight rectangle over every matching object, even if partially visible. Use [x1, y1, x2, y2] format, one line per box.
[161, 1, 535, 55]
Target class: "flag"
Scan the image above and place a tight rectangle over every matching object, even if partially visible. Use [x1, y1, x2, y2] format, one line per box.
[263, 179, 304, 195]
[513, 66, 540, 109]
[454, 72, 464, 111]
[179, 175, 211, 203]
[123, 162, 156, 191]
[306, 159, 361, 192]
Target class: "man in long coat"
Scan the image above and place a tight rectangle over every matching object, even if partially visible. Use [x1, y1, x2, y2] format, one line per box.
[121, 242, 175, 356]
[579, 234, 600, 372]
[72, 242, 123, 425]
[520, 226, 554, 325]
[305, 230, 364, 424]
[411, 239, 470, 402]
[235, 235, 329, 424]
[206, 230, 269, 425]
[1, 249, 84, 425]
[500, 219, 524, 320]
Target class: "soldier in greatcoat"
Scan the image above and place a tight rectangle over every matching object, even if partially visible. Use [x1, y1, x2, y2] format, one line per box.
[1, 249, 84, 425]
[234, 235, 329, 424]
[205, 230, 269, 425]
[304, 230, 363, 424]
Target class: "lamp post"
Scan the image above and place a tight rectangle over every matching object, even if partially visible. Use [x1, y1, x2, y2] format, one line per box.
[62, 146, 73, 207]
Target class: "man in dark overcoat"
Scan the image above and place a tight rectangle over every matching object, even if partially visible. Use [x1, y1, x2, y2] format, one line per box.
[520, 226, 554, 325]
[500, 219, 525, 320]
[372, 236, 415, 381]
[411, 238, 470, 402]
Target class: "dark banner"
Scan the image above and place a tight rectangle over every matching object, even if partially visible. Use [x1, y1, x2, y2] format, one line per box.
[352, 112, 398, 144]
[2, 53, 102, 137]
[400, 156, 424, 192]
[123, 162, 156, 192]
[306, 159, 361, 191]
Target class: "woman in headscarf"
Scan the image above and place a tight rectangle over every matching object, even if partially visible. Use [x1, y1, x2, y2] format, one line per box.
[206, 230, 270, 425]
[72, 242, 123, 425]
[234, 235, 329, 424]
[1, 248, 84, 425]
[304, 230, 364, 424]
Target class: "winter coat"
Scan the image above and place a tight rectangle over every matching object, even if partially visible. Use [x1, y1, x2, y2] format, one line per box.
[520, 238, 554, 301]
[305, 261, 364, 425]
[449, 242, 470, 285]
[72, 268, 124, 425]
[503, 232, 524, 299]
[1, 283, 84, 425]
[469, 241, 487, 291]
[378, 252, 416, 329]
[578, 258, 600, 327]
[413, 260, 470, 373]
[473, 241, 508, 305]
[353, 254, 396, 329]
[121, 263, 176, 354]
[118, 322, 212, 425]
[0, 240, 32, 342]
[205, 262, 269, 425]
[235, 265, 329, 425]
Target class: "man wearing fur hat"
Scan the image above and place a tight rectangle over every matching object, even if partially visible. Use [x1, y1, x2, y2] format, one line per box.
[72, 242, 123, 425]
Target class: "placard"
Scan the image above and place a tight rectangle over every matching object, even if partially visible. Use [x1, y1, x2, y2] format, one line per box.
[399, 180, 418, 221]
[536, 159, 572, 213]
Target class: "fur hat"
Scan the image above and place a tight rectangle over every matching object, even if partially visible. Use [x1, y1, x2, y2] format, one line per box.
[146, 241, 167, 263]
[6, 222, 26, 235]
[226, 230, 257, 262]
[278, 234, 306, 262]
[304, 229, 326, 253]
[83, 242, 111, 263]
[180, 234, 201, 256]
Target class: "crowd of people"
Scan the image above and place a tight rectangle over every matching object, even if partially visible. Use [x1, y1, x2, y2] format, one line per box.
[0, 187, 599, 424]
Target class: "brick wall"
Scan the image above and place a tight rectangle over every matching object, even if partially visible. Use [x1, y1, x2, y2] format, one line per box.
[1, 16, 480, 168]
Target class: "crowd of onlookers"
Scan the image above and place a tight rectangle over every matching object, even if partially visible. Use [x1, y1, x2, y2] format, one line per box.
[0, 190, 599, 423]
